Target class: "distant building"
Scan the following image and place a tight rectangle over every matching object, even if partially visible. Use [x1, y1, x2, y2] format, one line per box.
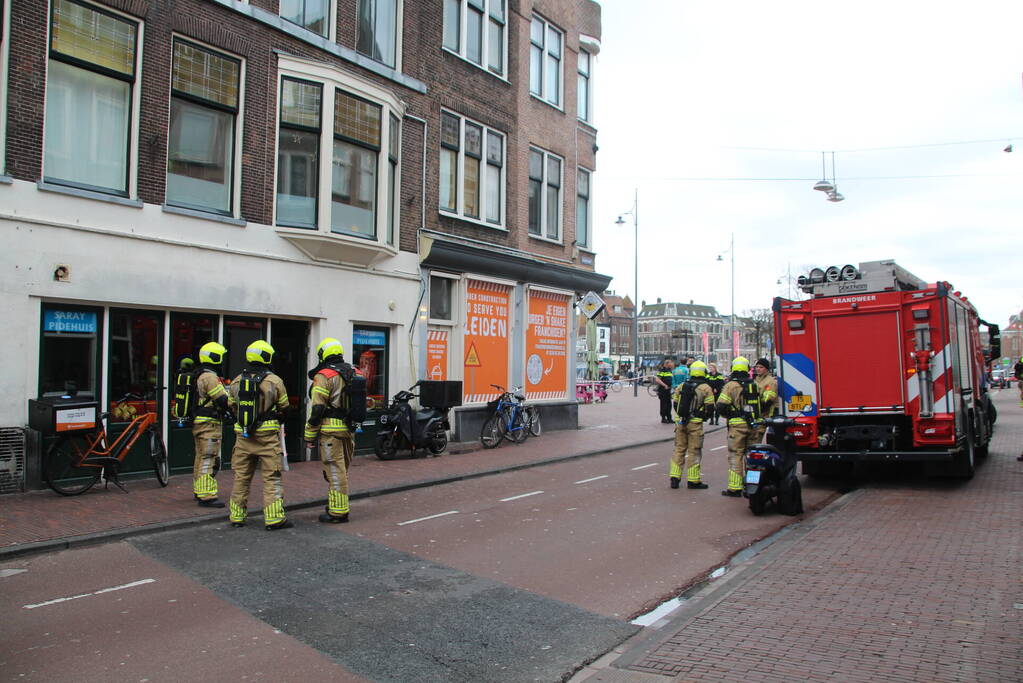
[637, 299, 723, 367]
[576, 290, 635, 372]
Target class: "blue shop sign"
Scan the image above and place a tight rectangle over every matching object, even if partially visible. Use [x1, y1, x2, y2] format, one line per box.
[44, 310, 97, 334]
[353, 329, 386, 346]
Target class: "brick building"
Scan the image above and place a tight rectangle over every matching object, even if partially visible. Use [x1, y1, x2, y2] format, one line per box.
[637, 299, 723, 367]
[0, 0, 608, 485]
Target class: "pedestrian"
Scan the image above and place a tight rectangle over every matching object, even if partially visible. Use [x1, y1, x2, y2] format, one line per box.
[752, 357, 779, 441]
[227, 340, 292, 530]
[671, 357, 689, 392]
[1015, 355, 1023, 407]
[706, 363, 725, 425]
[715, 356, 764, 497]
[305, 337, 355, 524]
[191, 342, 230, 508]
[655, 358, 675, 423]
[668, 361, 715, 489]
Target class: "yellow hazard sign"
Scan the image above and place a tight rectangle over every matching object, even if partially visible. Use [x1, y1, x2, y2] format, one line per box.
[464, 342, 482, 367]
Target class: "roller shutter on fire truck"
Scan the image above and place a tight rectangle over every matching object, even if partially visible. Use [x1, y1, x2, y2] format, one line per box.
[816, 311, 904, 412]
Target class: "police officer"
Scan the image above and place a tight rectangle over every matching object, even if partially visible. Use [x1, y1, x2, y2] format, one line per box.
[192, 342, 230, 508]
[706, 363, 726, 425]
[669, 360, 716, 489]
[227, 340, 292, 530]
[305, 337, 354, 524]
[752, 357, 779, 441]
[655, 358, 675, 423]
[715, 356, 762, 497]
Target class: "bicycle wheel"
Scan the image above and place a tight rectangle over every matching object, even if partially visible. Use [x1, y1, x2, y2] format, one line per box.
[647, 383, 659, 397]
[480, 414, 504, 449]
[45, 433, 101, 496]
[507, 409, 528, 444]
[610, 381, 622, 393]
[526, 407, 542, 437]
[149, 429, 170, 486]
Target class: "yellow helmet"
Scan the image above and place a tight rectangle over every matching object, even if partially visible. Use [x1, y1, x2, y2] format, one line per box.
[689, 360, 708, 378]
[246, 340, 275, 365]
[199, 341, 226, 365]
[731, 356, 750, 373]
[317, 337, 345, 362]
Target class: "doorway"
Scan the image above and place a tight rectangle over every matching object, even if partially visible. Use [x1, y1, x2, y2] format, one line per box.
[270, 318, 309, 461]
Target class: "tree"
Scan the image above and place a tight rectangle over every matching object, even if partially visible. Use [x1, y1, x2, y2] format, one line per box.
[744, 308, 774, 361]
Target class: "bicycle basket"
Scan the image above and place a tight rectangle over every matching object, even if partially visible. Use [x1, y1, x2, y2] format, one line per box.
[486, 398, 501, 411]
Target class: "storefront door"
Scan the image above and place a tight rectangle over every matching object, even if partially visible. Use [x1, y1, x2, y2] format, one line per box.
[352, 326, 389, 451]
[107, 308, 164, 474]
[220, 316, 268, 469]
[166, 313, 219, 472]
[270, 318, 309, 462]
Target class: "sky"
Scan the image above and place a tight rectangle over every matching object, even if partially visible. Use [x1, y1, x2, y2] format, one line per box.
[590, 1, 1023, 326]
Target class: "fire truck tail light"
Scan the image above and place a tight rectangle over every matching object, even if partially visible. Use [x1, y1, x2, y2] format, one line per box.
[791, 430, 805, 437]
[917, 420, 953, 438]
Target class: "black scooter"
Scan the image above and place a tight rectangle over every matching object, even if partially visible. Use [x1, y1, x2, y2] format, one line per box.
[374, 383, 450, 460]
[744, 416, 804, 516]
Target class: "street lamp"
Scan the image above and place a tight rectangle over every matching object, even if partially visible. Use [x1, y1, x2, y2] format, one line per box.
[716, 232, 735, 361]
[616, 189, 639, 397]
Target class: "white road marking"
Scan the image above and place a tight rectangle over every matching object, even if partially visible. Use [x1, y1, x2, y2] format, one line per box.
[23, 579, 155, 609]
[711, 445, 726, 451]
[500, 491, 544, 502]
[631, 597, 685, 627]
[0, 569, 28, 578]
[397, 510, 459, 526]
[631, 463, 658, 470]
[574, 475, 608, 484]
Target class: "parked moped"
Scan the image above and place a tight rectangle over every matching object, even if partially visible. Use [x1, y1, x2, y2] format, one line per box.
[374, 383, 451, 460]
[744, 416, 804, 516]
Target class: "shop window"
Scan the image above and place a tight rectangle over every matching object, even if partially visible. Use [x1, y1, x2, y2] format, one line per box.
[39, 304, 102, 398]
[224, 316, 267, 379]
[353, 327, 389, 413]
[108, 309, 163, 420]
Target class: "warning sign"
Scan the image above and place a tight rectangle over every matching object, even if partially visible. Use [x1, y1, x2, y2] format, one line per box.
[464, 342, 481, 367]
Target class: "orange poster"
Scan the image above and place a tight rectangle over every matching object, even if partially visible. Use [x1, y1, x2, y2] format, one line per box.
[464, 279, 511, 402]
[426, 329, 448, 380]
[525, 290, 570, 399]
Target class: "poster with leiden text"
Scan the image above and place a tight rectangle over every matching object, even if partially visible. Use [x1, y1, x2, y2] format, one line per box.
[525, 289, 570, 399]
[464, 280, 511, 402]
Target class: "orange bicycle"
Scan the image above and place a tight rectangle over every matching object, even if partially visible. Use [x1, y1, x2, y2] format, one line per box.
[44, 392, 169, 496]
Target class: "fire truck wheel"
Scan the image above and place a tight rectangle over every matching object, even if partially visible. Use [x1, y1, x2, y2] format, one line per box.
[953, 425, 976, 480]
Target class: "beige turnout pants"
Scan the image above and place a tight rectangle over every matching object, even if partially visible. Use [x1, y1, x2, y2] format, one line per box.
[229, 432, 286, 525]
[319, 431, 354, 517]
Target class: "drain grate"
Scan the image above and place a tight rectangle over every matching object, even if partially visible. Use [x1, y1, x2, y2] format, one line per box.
[0, 428, 26, 494]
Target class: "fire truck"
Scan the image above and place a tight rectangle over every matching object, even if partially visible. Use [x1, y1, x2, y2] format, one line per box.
[774, 260, 1000, 478]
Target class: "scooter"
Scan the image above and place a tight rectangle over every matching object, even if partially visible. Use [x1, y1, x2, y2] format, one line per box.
[743, 416, 804, 516]
[374, 383, 450, 460]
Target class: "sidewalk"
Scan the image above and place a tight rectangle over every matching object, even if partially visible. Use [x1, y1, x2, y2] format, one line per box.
[576, 387, 1023, 682]
[1, 387, 678, 558]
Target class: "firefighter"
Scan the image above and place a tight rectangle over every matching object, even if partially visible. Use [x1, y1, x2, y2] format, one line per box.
[305, 337, 354, 524]
[192, 342, 230, 508]
[715, 356, 762, 497]
[227, 340, 292, 530]
[752, 357, 779, 441]
[669, 360, 716, 489]
[655, 359, 675, 423]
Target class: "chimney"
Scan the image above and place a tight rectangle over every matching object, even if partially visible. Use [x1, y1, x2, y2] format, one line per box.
[690, 299, 693, 305]
[656, 297, 662, 304]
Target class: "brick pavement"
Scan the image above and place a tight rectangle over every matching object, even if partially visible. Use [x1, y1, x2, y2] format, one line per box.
[590, 387, 1023, 683]
[1, 386, 675, 554]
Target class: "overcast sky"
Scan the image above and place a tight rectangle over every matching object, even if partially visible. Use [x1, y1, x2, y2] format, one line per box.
[590, 1, 1023, 326]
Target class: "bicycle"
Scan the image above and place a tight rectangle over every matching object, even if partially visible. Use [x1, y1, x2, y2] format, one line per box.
[44, 392, 170, 496]
[523, 403, 542, 437]
[480, 385, 529, 448]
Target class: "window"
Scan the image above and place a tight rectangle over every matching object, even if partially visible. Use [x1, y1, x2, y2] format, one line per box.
[357, 0, 397, 68]
[40, 305, 102, 398]
[44, 0, 138, 195]
[331, 91, 381, 238]
[430, 276, 453, 320]
[167, 40, 240, 215]
[529, 16, 562, 107]
[576, 168, 590, 249]
[577, 50, 591, 122]
[352, 327, 389, 415]
[280, 0, 330, 37]
[527, 147, 562, 240]
[108, 309, 163, 421]
[277, 78, 322, 229]
[387, 113, 399, 245]
[443, 0, 506, 77]
[439, 111, 505, 226]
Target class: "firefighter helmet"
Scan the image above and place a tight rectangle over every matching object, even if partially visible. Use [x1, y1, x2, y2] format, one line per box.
[317, 337, 345, 362]
[199, 342, 227, 366]
[731, 356, 750, 373]
[689, 360, 708, 378]
[246, 340, 275, 365]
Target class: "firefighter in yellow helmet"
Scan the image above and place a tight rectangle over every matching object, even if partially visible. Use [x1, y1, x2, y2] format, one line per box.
[227, 340, 292, 530]
[305, 337, 355, 523]
[192, 342, 230, 508]
[752, 357, 779, 441]
[668, 361, 716, 490]
[715, 356, 764, 497]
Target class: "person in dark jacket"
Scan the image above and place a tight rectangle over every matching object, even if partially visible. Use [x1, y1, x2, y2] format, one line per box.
[705, 363, 726, 425]
[655, 358, 675, 423]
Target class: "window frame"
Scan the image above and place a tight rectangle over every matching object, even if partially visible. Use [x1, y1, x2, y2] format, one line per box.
[276, 76, 323, 230]
[577, 48, 592, 123]
[576, 166, 592, 250]
[527, 146, 563, 243]
[428, 272, 459, 324]
[165, 36, 244, 218]
[441, 0, 508, 80]
[279, 0, 337, 41]
[437, 109, 507, 230]
[42, 0, 143, 198]
[0, 0, 11, 176]
[356, 0, 403, 71]
[529, 14, 563, 109]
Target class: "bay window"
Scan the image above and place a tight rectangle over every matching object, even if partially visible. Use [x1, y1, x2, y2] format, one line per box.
[277, 78, 322, 229]
[331, 91, 380, 239]
[439, 111, 505, 227]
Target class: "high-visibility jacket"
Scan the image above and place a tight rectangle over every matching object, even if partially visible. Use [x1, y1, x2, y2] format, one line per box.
[304, 369, 349, 440]
[655, 370, 673, 392]
[193, 370, 227, 425]
[228, 371, 289, 435]
[716, 375, 762, 426]
[755, 374, 778, 416]
[675, 381, 716, 423]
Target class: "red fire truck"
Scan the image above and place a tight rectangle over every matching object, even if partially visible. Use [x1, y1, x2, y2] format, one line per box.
[774, 260, 1000, 478]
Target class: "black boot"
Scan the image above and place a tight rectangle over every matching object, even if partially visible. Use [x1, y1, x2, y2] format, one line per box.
[687, 481, 708, 489]
[319, 512, 349, 523]
[198, 498, 226, 508]
[265, 519, 294, 531]
[670, 477, 680, 489]
[721, 489, 742, 497]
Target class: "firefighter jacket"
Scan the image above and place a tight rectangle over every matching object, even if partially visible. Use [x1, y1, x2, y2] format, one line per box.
[227, 371, 289, 434]
[304, 369, 349, 440]
[193, 369, 227, 425]
[679, 381, 716, 423]
[755, 374, 779, 417]
[716, 375, 762, 425]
